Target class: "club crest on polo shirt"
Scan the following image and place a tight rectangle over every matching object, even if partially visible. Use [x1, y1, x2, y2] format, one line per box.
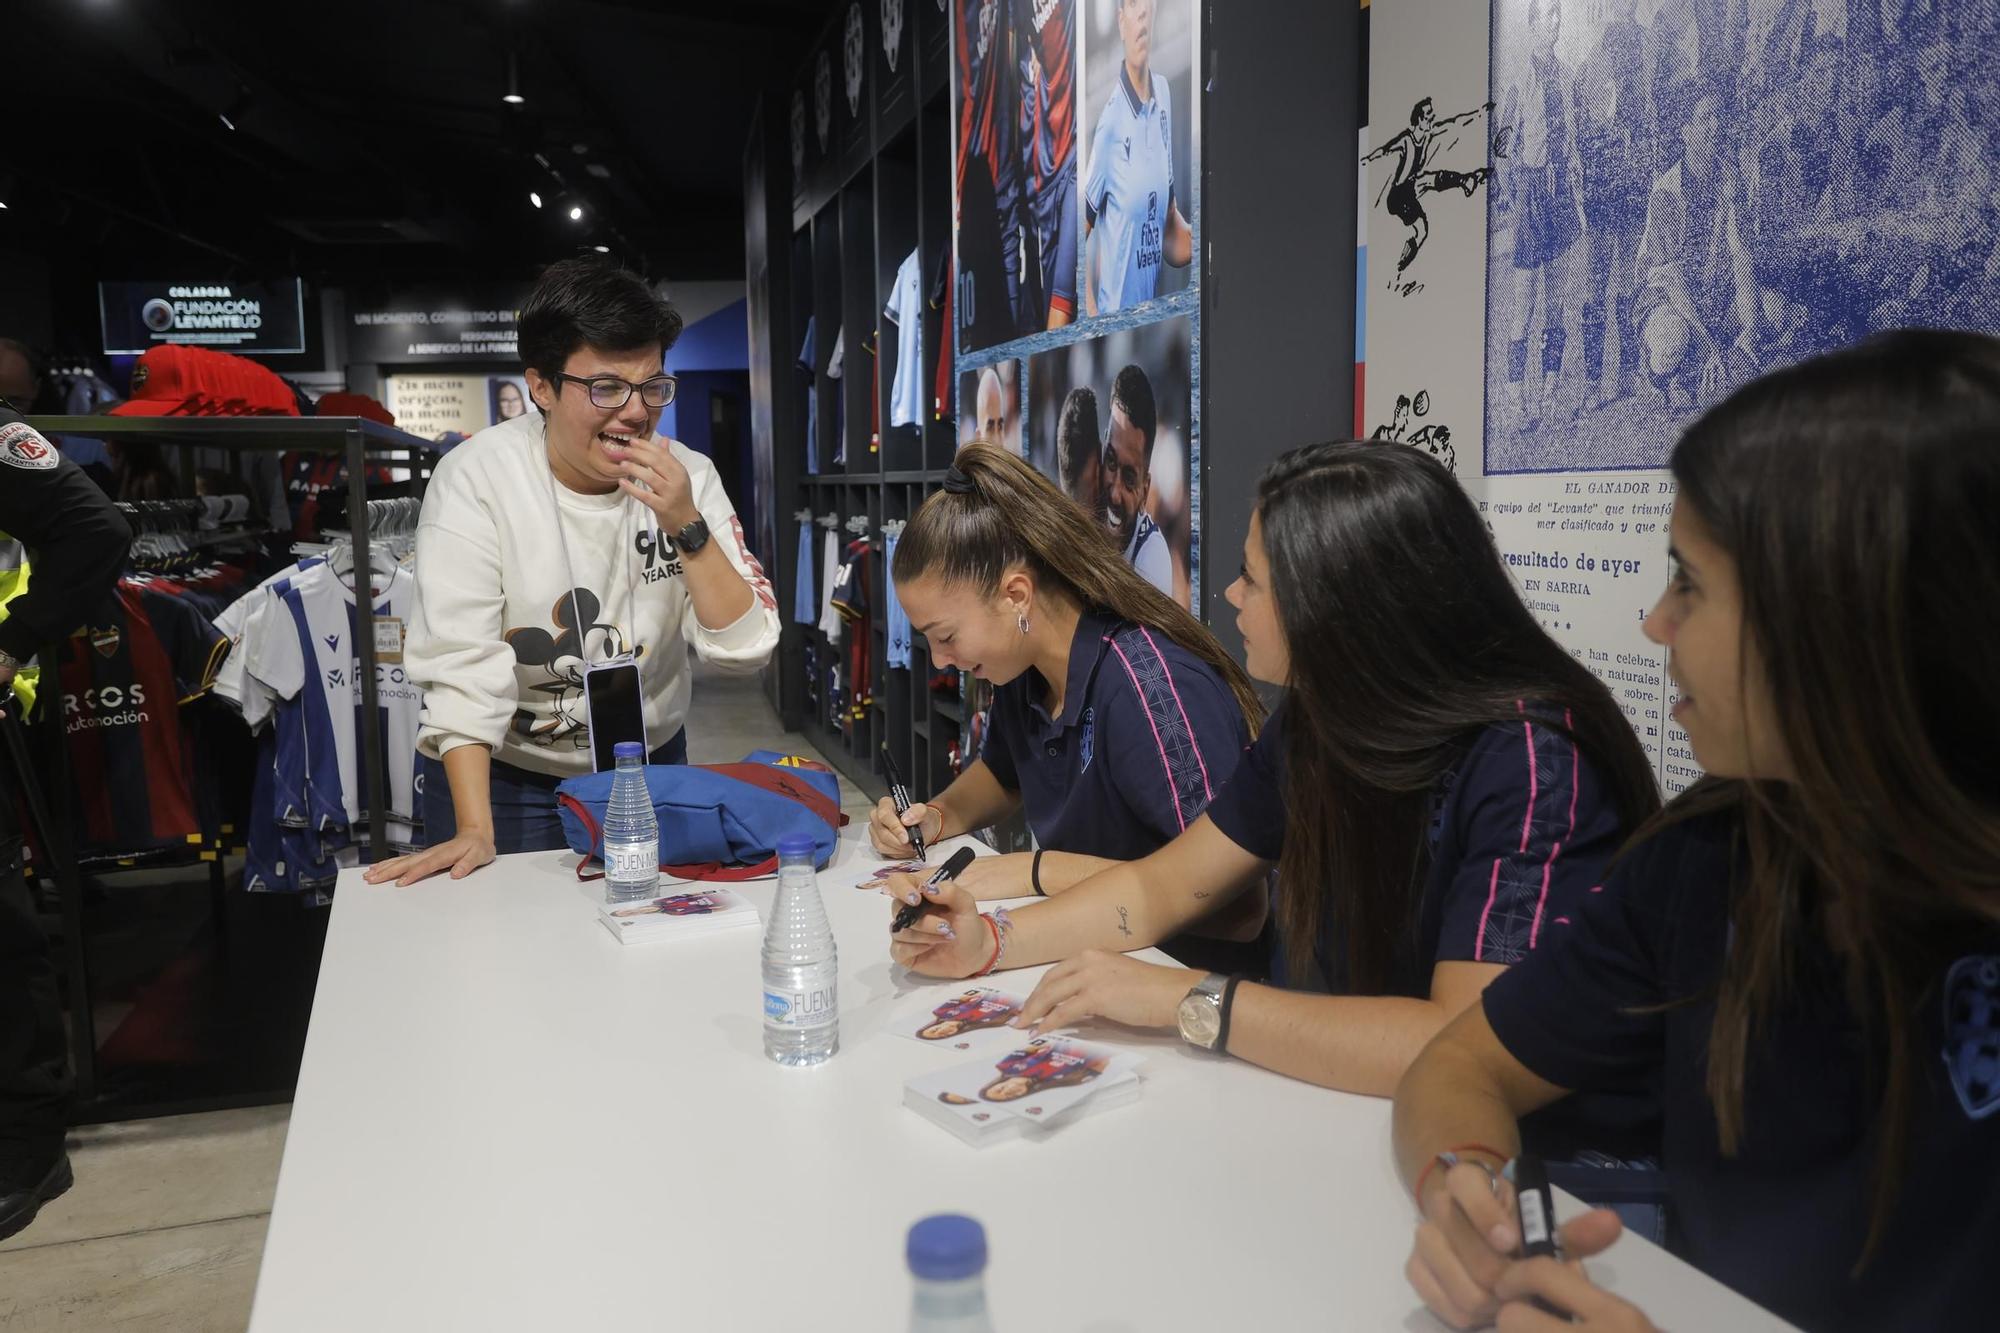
[0, 421, 58, 470]
[90, 625, 122, 658]
[1079, 706, 1095, 772]
[1945, 954, 2000, 1120]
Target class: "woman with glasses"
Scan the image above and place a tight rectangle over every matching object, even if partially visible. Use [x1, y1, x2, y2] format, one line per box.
[368, 259, 779, 885]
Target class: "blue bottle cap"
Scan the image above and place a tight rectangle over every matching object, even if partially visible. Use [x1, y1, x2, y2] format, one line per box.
[906, 1214, 986, 1281]
[613, 742, 644, 760]
[775, 833, 816, 859]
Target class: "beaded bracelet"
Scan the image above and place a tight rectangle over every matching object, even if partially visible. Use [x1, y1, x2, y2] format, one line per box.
[991, 906, 1015, 966]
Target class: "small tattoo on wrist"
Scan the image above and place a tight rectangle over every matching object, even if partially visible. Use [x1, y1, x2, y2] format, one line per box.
[1116, 905, 1132, 939]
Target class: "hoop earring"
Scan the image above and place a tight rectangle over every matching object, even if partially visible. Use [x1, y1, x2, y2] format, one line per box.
[1017, 612, 1031, 635]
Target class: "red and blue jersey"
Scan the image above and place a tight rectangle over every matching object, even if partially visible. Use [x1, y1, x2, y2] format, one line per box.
[60, 582, 228, 860]
[1017, 0, 1076, 183]
[956, 0, 1012, 196]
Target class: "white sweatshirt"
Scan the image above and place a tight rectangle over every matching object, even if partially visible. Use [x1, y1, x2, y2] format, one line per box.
[406, 413, 779, 777]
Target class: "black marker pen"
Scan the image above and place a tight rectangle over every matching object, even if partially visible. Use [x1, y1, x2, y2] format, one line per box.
[1510, 1153, 1568, 1319]
[892, 846, 976, 934]
[879, 743, 928, 860]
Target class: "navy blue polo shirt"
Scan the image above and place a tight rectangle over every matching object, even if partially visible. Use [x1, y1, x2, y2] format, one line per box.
[980, 611, 1248, 863]
[1205, 701, 1630, 996]
[1484, 811, 2000, 1332]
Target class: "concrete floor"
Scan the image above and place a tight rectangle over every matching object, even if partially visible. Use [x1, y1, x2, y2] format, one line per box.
[0, 663, 862, 1330]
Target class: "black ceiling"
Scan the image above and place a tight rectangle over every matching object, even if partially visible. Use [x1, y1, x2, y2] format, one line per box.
[5, 0, 830, 290]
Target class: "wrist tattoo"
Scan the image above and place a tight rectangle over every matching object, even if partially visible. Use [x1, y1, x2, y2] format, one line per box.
[1116, 905, 1132, 939]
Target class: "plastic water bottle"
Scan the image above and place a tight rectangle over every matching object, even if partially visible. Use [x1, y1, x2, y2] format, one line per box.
[907, 1215, 996, 1332]
[761, 833, 838, 1066]
[602, 741, 659, 904]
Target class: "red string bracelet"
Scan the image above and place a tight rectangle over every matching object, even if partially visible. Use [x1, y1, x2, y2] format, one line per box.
[970, 914, 1003, 977]
[1413, 1143, 1513, 1206]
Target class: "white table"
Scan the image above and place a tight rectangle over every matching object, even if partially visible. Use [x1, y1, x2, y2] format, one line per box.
[251, 831, 1791, 1331]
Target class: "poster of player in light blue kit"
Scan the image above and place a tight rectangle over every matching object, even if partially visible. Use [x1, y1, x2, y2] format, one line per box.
[1484, 0, 2000, 474]
[1080, 0, 1197, 318]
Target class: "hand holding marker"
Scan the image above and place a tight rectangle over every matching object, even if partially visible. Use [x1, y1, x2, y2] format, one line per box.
[893, 847, 977, 933]
[880, 743, 928, 860]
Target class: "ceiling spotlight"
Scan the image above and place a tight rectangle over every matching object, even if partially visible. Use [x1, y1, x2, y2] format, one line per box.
[502, 52, 525, 105]
[568, 204, 584, 221]
[593, 244, 610, 253]
[529, 191, 542, 209]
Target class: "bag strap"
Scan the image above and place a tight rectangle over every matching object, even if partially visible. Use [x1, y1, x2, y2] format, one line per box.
[701, 762, 848, 830]
[559, 794, 609, 881]
[661, 856, 779, 882]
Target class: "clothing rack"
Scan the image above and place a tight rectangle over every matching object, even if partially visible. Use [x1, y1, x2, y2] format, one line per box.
[26, 414, 441, 1122]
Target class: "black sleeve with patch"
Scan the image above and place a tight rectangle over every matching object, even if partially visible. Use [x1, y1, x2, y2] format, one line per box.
[0, 409, 132, 663]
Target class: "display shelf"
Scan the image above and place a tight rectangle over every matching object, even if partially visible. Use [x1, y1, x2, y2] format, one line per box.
[746, 0, 957, 807]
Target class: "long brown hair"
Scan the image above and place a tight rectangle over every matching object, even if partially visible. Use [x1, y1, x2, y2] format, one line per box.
[892, 440, 1262, 734]
[1255, 442, 1659, 991]
[1655, 329, 2000, 1264]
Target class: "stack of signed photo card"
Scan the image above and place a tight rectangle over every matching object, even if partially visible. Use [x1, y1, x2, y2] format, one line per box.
[893, 989, 1143, 1147]
[596, 889, 761, 945]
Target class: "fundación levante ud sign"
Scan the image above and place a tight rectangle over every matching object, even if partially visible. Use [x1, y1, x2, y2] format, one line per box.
[99, 279, 307, 356]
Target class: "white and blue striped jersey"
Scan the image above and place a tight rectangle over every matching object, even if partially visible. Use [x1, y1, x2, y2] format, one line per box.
[1083, 66, 1175, 315]
[243, 561, 421, 850]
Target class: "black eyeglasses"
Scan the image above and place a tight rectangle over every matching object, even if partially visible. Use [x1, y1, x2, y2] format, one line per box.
[550, 372, 678, 410]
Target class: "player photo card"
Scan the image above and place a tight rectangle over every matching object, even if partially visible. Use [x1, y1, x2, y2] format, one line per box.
[905, 1060, 1018, 1132]
[892, 986, 1030, 1051]
[856, 859, 930, 892]
[977, 1035, 1139, 1122]
[596, 888, 761, 944]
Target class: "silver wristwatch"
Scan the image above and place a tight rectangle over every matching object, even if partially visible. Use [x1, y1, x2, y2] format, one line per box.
[1176, 973, 1230, 1052]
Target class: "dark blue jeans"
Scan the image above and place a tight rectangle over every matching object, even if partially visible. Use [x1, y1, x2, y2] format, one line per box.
[418, 730, 688, 855]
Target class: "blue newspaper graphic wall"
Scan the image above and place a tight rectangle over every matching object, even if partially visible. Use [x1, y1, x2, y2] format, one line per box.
[1483, 0, 2000, 475]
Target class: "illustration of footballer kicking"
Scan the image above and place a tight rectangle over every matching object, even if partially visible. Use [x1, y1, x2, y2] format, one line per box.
[918, 989, 1024, 1041]
[1082, 0, 1192, 316]
[1362, 97, 1498, 280]
[979, 1037, 1110, 1102]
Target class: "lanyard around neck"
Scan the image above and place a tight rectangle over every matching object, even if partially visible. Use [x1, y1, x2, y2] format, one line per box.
[542, 430, 642, 665]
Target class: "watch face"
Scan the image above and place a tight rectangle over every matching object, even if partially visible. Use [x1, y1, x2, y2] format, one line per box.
[1178, 993, 1222, 1048]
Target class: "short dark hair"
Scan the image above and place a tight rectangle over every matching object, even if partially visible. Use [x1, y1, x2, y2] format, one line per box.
[1109, 364, 1157, 462]
[518, 259, 684, 381]
[1410, 97, 1434, 126]
[1057, 386, 1101, 490]
[0, 337, 48, 386]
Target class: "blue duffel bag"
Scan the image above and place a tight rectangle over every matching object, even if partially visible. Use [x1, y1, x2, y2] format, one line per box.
[555, 750, 845, 881]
